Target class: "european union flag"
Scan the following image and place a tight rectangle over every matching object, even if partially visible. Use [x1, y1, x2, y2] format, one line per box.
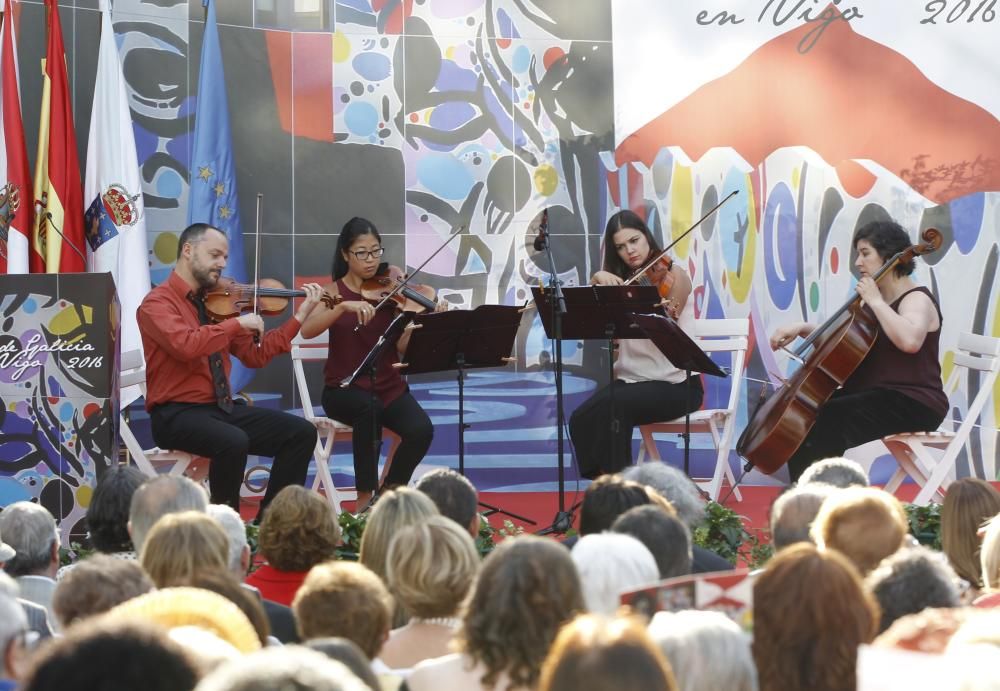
[188, 0, 252, 392]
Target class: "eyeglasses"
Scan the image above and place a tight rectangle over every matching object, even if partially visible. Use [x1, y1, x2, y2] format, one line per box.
[349, 247, 384, 260]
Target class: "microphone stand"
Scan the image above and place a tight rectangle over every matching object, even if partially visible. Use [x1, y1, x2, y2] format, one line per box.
[38, 206, 87, 268]
[534, 211, 574, 535]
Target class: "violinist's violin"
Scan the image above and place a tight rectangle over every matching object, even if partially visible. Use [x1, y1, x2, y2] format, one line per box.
[360, 264, 438, 314]
[204, 276, 340, 321]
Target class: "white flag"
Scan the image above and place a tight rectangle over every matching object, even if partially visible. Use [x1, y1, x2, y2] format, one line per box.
[84, 0, 151, 402]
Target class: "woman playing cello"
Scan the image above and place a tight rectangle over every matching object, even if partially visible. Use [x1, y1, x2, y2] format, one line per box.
[768, 219, 949, 481]
[300, 217, 440, 509]
[569, 210, 703, 478]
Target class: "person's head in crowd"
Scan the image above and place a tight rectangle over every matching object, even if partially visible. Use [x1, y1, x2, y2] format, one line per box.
[106, 587, 261, 654]
[623, 462, 707, 528]
[87, 465, 147, 554]
[572, 532, 659, 615]
[811, 487, 908, 575]
[193, 646, 370, 691]
[140, 511, 229, 588]
[183, 570, 271, 647]
[0, 501, 59, 578]
[865, 546, 962, 634]
[0, 588, 29, 683]
[942, 478, 1000, 589]
[980, 513, 1000, 591]
[648, 610, 757, 691]
[304, 637, 382, 691]
[22, 619, 200, 691]
[52, 554, 154, 628]
[797, 456, 869, 488]
[579, 474, 653, 536]
[206, 504, 251, 577]
[769, 483, 836, 551]
[539, 614, 677, 691]
[753, 543, 878, 691]
[259, 485, 340, 573]
[386, 515, 480, 620]
[458, 536, 584, 690]
[359, 487, 438, 581]
[292, 561, 393, 659]
[129, 475, 209, 555]
[414, 469, 479, 537]
[611, 505, 692, 579]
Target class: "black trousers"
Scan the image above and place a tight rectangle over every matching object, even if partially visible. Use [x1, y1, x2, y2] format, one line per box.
[150, 402, 317, 514]
[785, 388, 945, 481]
[570, 377, 704, 479]
[321, 387, 433, 492]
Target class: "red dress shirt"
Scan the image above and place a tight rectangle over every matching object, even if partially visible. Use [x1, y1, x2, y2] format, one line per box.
[137, 271, 301, 411]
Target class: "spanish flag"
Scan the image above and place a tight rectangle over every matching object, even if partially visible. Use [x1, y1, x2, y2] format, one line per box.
[31, 0, 85, 273]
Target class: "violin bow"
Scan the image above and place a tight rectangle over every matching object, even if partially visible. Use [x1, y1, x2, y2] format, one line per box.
[252, 193, 263, 346]
[365, 224, 464, 314]
[624, 189, 738, 286]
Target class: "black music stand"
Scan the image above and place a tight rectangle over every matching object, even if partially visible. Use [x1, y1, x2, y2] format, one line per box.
[532, 283, 665, 533]
[399, 305, 535, 525]
[341, 312, 414, 506]
[628, 312, 727, 477]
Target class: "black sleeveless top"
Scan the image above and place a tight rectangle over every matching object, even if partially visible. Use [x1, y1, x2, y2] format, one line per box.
[841, 286, 949, 418]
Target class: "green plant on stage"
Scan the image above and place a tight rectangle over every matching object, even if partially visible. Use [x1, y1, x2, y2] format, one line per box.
[904, 502, 942, 550]
[336, 510, 367, 560]
[58, 542, 96, 568]
[693, 500, 772, 569]
[476, 516, 525, 556]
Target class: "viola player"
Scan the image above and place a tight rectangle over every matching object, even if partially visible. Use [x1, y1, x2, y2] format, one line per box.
[300, 216, 439, 510]
[767, 220, 948, 481]
[136, 223, 327, 518]
[569, 210, 703, 478]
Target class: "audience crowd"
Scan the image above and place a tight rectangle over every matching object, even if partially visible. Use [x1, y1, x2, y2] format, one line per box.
[2, 459, 1000, 691]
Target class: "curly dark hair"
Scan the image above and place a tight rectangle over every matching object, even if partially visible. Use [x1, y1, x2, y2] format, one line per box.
[86, 465, 146, 553]
[753, 544, 878, 691]
[259, 486, 340, 572]
[459, 536, 584, 690]
[853, 219, 914, 278]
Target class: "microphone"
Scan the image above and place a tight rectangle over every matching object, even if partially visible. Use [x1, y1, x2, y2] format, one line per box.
[36, 193, 88, 266]
[533, 208, 549, 251]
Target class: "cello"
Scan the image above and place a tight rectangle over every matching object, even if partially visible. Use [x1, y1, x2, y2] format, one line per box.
[736, 227, 943, 474]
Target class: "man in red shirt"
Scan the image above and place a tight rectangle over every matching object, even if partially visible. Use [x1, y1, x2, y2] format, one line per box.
[137, 223, 325, 517]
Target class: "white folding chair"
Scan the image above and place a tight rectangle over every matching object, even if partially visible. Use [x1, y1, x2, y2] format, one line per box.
[118, 349, 203, 479]
[879, 332, 1000, 505]
[636, 318, 749, 502]
[291, 332, 398, 514]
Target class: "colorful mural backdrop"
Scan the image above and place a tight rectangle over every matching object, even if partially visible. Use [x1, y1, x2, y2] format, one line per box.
[2, 0, 998, 521]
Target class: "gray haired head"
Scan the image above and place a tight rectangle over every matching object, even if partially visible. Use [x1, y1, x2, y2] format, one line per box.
[866, 545, 962, 634]
[623, 461, 707, 528]
[797, 457, 869, 489]
[0, 502, 58, 577]
[129, 476, 208, 556]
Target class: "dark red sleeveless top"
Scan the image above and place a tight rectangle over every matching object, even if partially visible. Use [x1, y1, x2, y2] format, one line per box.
[323, 280, 407, 405]
[842, 286, 949, 418]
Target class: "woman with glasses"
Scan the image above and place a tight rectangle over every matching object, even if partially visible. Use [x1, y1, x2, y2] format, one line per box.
[301, 217, 435, 511]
